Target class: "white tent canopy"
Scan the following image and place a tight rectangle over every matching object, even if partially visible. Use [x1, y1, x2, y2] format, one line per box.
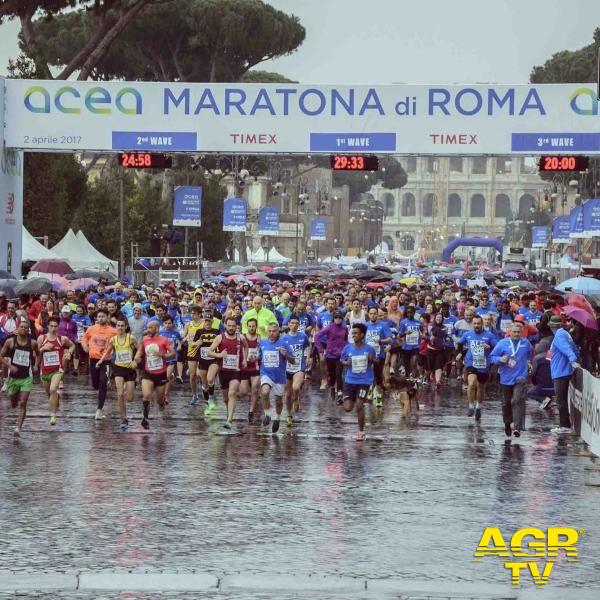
[76, 230, 118, 273]
[233, 247, 253, 262]
[251, 247, 292, 263]
[22, 227, 62, 262]
[51, 228, 116, 272]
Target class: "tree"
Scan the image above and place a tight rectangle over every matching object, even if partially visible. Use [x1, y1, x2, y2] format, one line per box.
[241, 70, 297, 84]
[22, 0, 305, 82]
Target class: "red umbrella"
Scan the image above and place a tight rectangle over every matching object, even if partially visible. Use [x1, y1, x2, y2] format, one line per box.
[567, 292, 596, 319]
[562, 305, 598, 330]
[30, 259, 74, 276]
[259, 265, 273, 272]
[366, 281, 390, 289]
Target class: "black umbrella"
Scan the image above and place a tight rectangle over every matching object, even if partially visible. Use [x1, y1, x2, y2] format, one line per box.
[0, 270, 16, 280]
[15, 277, 53, 295]
[0, 279, 17, 298]
[66, 269, 118, 284]
[267, 272, 294, 282]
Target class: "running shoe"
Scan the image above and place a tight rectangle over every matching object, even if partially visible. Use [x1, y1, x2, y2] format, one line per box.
[336, 390, 343, 405]
[223, 419, 232, 430]
[59, 380, 64, 390]
[94, 409, 105, 420]
[120, 419, 129, 431]
[189, 394, 198, 406]
[1, 382, 7, 393]
[293, 399, 299, 413]
[262, 414, 271, 427]
[72, 370, 78, 377]
[175, 376, 183, 385]
[286, 415, 293, 428]
[356, 431, 365, 441]
[320, 382, 327, 390]
[513, 429, 521, 438]
[272, 418, 280, 433]
[475, 407, 481, 422]
[50, 415, 57, 426]
[141, 418, 150, 430]
[374, 389, 383, 407]
[550, 426, 571, 434]
[504, 423, 512, 437]
[248, 410, 254, 423]
[540, 397, 552, 410]
[13, 427, 20, 437]
[204, 400, 217, 417]
[467, 405, 475, 417]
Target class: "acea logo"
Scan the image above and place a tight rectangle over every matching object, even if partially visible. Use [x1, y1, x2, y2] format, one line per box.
[473, 526, 583, 588]
[570, 87, 599, 115]
[24, 85, 142, 115]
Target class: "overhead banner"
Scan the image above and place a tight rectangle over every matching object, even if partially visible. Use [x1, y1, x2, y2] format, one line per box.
[552, 216, 571, 244]
[531, 226, 549, 248]
[173, 186, 202, 227]
[222, 197, 247, 232]
[257, 206, 279, 236]
[310, 218, 327, 241]
[569, 205, 584, 238]
[6, 80, 600, 154]
[582, 199, 600, 238]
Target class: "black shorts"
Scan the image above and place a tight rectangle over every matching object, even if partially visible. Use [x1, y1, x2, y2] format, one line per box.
[112, 365, 136, 382]
[142, 371, 168, 386]
[198, 358, 217, 371]
[286, 371, 304, 381]
[373, 360, 384, 386]
[343, 383, 371, 403]
[240, 370, 259, 381]
[402, 348, 419, 360]
[465, 367, 489, 383]
[177, 346, 187, 362]
[427, 349, 446, 371]
[219, 370, 240, 389]
[443, 348, 456, 364]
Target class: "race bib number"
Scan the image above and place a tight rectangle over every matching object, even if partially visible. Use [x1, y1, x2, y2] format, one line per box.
[508, 358, 517, 368]
[366, 332, 380, 354]
[77, 326, 85, 342]
[92, 336, 107, 350]
[298, 323, 306, 333]
[444, 324, 454, 336]
[287, 348, 303, 373]
[12, 349, 30, 367]
[247, 348, 258, 363]
[471, 342, 486, 369]
[500, 319, 512, 331]
[406, 329, 419, 346]
[200, 347, 210, 360]
[263, 350, 280, 368]
[351, 354, 368, 374]
[146, 354, 163, 371]
[115, 350, 132, 365]
[223, 353, 239, 371]
[43, 351, 60, 367]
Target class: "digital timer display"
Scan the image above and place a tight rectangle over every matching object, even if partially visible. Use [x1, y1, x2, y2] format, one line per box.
[119, 152, 173, 169]
[538, 155, 589, 172]
[330, 155, 379, 171]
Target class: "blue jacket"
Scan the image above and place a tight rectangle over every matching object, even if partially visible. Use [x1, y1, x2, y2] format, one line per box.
[550, 328, 579, 379]
[490, 337, 533, 385]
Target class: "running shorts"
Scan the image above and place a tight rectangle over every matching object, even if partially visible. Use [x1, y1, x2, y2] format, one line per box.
[7, 376, 33, 395]
[240, 370, 259, 381]
[112, 365, 136, 382]
[219, 371, 240, 390]
[142, 371, 168, 386]
[465, 366, 489, 384]
[342, 383, 371, 403]
[260, 375, 285, 397]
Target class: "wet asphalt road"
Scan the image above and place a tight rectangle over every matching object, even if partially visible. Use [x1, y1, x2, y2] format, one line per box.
[0, 371, 599, 598]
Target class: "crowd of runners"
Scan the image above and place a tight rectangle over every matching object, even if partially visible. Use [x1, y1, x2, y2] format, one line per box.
[0, 275, 595, 440]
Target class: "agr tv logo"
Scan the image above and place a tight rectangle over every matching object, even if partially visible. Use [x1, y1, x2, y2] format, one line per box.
[473, 527, 583, 588]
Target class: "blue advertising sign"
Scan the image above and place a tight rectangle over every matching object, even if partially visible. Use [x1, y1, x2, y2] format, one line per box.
[310, 217, 327, 241]
[222, 197, 247, 232]
[569, 205, 584, 238]
[552, 216, 571, 244]
[582, 199, 600, 238]
[531, 226, 549, 248]
[258, 207, 279, 236]
[173, 186, 202, 227]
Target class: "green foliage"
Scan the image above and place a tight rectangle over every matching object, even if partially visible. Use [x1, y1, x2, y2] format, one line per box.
[26, 0, 306, 82]
[23, 153, 89, 245]
[530, 28, 600, 83]
[241, 70, 297, 84]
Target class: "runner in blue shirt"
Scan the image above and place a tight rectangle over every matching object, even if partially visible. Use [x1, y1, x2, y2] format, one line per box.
[283, 299, 315, 334]
[341, 322, 377, 441]
[490, 323, 533, 438]
[72, 304, 92, 376]
[316, 297, 337, 389]
[440, 302, 458, 377]
[457, 315, 497, 423]
[397, 306, 422, 378]
[159, 315, 182, 404]
[259, 322, 295, 433]
[282, 315, 312, 428]
[365, 307, 393, 406]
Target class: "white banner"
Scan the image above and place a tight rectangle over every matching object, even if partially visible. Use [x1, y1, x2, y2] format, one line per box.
[4, 80, 600, 154]
[569, 368, 600, 458]
[0, 149, 24, 277]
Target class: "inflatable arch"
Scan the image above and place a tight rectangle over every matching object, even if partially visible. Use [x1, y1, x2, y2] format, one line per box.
[442, 237, 503, 262]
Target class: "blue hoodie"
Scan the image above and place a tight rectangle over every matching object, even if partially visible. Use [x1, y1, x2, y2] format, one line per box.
[549, 328, 579, 379]
[490, 337, 533, 385]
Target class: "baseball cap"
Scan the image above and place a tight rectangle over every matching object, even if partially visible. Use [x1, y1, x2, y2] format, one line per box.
[133, 303, 142, 310]
[61, 306, 71, 314]
[548, 315, 563, 328]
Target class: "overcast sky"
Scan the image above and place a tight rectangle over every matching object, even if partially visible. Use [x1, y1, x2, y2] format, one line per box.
[0, 0, 599, 82]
